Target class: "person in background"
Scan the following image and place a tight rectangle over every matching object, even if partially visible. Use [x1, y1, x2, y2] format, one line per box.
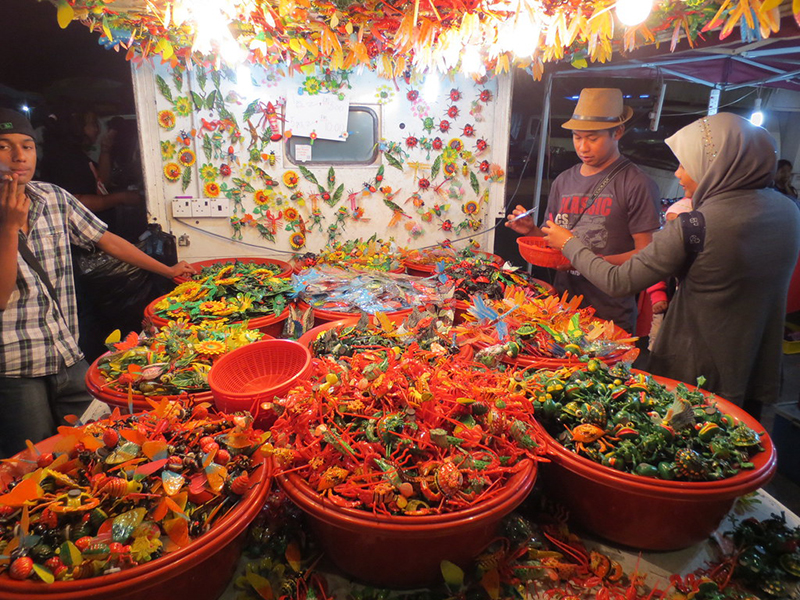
[505, 88, 661, 334]
[0, 108, 195, 458]
[541, 113, 800, 419]
[774, 159, 797, 199]
[647, 197, 692, 350]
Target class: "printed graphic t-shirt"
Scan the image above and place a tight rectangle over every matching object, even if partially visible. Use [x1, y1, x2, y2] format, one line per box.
[545, 157, 661, 333]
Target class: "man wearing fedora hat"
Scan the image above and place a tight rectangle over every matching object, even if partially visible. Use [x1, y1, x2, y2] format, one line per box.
[506, 88, 660, 333]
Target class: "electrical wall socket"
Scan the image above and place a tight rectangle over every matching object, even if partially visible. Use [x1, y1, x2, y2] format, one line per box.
[208, 198, 231, 217]
[171, 197, 192, 218]
[191, 198, 211, 217]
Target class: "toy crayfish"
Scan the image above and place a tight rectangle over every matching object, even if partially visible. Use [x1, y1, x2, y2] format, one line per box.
[0, 401, 269, 584]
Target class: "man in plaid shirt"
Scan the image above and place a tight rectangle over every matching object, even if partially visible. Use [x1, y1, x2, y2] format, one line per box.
[0, 108, 195, 457]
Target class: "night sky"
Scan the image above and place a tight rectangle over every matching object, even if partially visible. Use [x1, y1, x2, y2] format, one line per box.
[0, 0, 134, 115]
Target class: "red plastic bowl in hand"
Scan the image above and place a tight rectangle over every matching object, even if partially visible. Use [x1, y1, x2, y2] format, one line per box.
[539, 373, 776, 551]
[277, 459, 537, 588]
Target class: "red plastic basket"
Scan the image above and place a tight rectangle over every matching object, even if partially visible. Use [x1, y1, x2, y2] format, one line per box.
[208, 339, 312, 414]
[173, 257, 293, 284]
[517, 236, 570, 269]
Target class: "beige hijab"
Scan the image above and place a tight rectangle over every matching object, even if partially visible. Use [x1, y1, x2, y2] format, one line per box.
[665, 112, 777, 208]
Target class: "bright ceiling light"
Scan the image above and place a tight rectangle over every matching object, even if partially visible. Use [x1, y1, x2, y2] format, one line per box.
[750, 97, 764, 127]
[615, 0, 653, 27]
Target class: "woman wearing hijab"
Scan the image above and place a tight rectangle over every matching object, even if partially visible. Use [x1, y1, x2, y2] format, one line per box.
[541, 113, 800, 419]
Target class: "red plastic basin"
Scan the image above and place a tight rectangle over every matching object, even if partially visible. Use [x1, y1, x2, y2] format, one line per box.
[173, 257, 293, 284]
[403, 252, 504, 277]
[540, 373, 777, 551]
[295, 300, 413, 326]
[144, 298, 290, 338]
[277, 459, 537, 588]
[0, 430, 272, 600]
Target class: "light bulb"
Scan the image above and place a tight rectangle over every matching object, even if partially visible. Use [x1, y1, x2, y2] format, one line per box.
[460, 46, 485, 76]
[615, 0, 653, 27]
[750, 97, 764, 127]
[423, 73, 439, 102]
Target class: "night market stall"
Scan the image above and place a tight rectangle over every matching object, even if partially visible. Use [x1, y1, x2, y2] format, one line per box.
[2, 1, 800, 600]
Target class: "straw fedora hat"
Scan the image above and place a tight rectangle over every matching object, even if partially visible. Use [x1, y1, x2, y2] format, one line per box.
[561, 88, 634, 131]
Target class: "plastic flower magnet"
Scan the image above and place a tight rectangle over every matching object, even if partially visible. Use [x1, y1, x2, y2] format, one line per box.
[283, 170, 300, 188]
[448, 138, 464, 151]
[290, 232, 306, 250]
[158, 110, 176, 130]
[375, 85, 395, 104]
[163, 163, 181, 181]
[173, 96, 192, 117]
[463, 200, 479, 215]
[200, 163, 218, 181]
[178, 148, 196, 167]
[161, 140, 176, 160]
[284, 207, 299, 221]
[204, 182, 221, 197]
[254, 190, 271, 206]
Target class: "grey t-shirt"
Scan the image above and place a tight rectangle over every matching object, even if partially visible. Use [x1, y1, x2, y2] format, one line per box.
[545, 157, 661, 332]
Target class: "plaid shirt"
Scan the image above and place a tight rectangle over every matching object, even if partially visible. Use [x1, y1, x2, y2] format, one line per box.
[1, 182, 107, 377]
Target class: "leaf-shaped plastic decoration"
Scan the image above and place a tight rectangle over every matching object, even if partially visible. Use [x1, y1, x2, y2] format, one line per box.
[142, 440, 169, 461]
[470, 171, 480, 196]
[181, 166, 192, 192]
[441, 560, 465, 590]
[161, 470, 185, 496]
[59, 541, 82, 567]
[333, 184, 344, 205]
[135, 458, 170, 480]
[33, 563, 54, 584]
[246, 569, 274, 600]
[56, 1, 74, 28]
[285, 541, 302, 572]
[155, 75, 173, 103]
[0, 476, 43, 507]
[480, 568, 500, 600]
[431, 155, 441, 181]
[385, 152, 404, 170]
[114, 331, 139, 352]
[120, 428, 146, 446]
[189, 473, 207, 495]
[205, 463, 228, 493]
[164, 516, 191, 548]
[299, 165, 319, 186]
[151, 497, 169, 522]
[112, 507, 146, 543]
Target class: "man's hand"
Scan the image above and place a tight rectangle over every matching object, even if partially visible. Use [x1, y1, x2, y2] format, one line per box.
[166, 261, 197, 280]
[541, 219, 574, 251]
[505, 205, 539, 236]
[0, 174, 30, 233]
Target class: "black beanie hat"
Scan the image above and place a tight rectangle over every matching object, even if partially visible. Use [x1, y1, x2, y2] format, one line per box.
[0, 108, 36, 138]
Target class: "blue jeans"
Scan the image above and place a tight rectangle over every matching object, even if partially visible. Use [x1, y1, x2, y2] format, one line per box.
[0, 360, 93, 458]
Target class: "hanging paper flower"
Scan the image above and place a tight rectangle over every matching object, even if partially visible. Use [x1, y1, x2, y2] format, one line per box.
[418, 178, 430, 190]
[200, 163, 218, 181]
[407, 90, 419, 102]
[479, 89, 493, 103]
[447, 106, 460, 119]
[463, 200, 480, 215]
[462, 124, 475, 137]
[448, 138, 463, 151]
[432, 137, 443, 150]
[178, 148, 196, 167]
[158, 110, 176, 130]
[254, 190, 271, 205]
[283, 170, 300, 188]
[439, 120, 451, 133]
[220, 164, 232, 177]
[375, 85, 394, 104]
[161, 140, 176, 160]
[163, 163, 181, 181]
[284, 207, 299, 221]
[173, 96, 192, 116]
[449, 89, 462, 102]
[290, 232, 306, 250]
[303, 77, 321, 95]
[405, 136, 418, 149]
[204, 182, 221, 197]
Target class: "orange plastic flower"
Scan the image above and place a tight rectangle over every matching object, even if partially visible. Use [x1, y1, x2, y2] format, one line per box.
[290, 232, 306, 250]
[158, 110, 176, 130]
[163, 163, 181, 181]
[283, 171, 299, 188]
[204, 182, 220, 197]
[254, 190, 270, 205]
[178, 148, 196, 167]
[284, 207, 299, 221]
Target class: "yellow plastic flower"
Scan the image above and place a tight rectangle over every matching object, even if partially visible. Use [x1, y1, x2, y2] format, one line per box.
[199, 301, 227, 314]
[200, 164, 218, 181]
[215, 277, 241, 286]
[235, 295, 254, 313]
[158, 110, 176, 130]
[154, 298, 172, 311]
[283, 171, 299, 188]
[284, 207, 299, 221]
[215, 265, 235, 280]
[161, 140, 176, 160]
[163, 163, 181, 182]
[290, 232, 306, 250]
[173, 96, 192, 117]
[171, 281, 203, 301]
[204, 182, 220, 197]
[194, 340, 227, 355]
[254, 190, 271, 205]
[178, 148, 196, 167]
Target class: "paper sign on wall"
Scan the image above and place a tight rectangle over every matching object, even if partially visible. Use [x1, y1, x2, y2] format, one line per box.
[285, 92, 349, 141]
